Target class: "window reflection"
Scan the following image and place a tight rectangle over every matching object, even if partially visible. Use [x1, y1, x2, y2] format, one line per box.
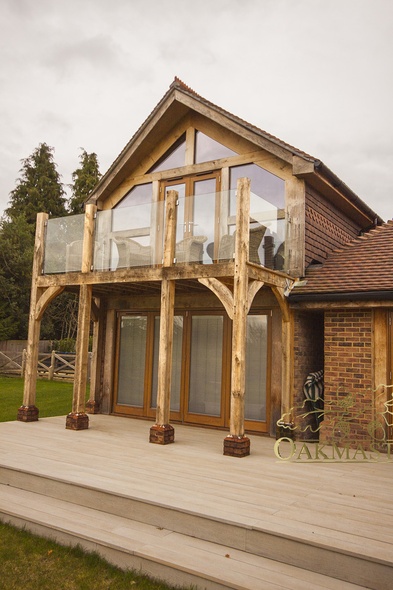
[195, 130, 237, 163]
[148, 134, 186, 173]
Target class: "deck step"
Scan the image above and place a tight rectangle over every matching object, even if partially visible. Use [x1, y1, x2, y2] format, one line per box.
[0, 483, 367, 590]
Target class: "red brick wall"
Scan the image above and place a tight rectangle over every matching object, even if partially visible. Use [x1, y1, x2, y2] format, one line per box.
[292, 311, 324, 438]
[293, 311, 324, 407]
[322, 310, 373, 445]
[305, 187, 362, 266]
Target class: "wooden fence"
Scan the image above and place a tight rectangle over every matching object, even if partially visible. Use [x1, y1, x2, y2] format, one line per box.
[0, 350, 91, 381]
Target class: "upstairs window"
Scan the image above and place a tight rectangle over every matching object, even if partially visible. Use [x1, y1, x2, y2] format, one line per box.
[229, 164, 284, 209]
[149, 135, 186, 173]
[195, 130, 236, 163]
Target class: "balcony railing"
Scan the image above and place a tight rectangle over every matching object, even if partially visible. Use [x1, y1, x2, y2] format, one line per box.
[42, 190, 286, 274]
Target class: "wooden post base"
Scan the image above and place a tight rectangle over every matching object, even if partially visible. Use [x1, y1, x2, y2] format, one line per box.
[86, 400, 100, 414]
[65, 412, 89, 430]
[17, 405, 39, 422]
[223, 435, 250, 457]
[149, 424, 175, 445]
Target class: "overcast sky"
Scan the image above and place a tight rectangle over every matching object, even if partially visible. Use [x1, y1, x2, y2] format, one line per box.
[0, 0, 392, 220]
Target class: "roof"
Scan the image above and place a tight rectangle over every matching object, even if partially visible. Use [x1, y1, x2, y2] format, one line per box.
[290, 220, 393, 301]
[88, 78, 382, 226]
[169, 78, 317, 162]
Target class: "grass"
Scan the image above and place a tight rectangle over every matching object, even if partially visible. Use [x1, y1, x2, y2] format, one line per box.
[0, 376, 83, 422]
[0, 521, 189, 590]
[0, 377, 189, 589]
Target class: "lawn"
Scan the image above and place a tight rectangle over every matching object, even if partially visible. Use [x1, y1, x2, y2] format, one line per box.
[0, 521, 189, 590]
[0, 376, 82, 422]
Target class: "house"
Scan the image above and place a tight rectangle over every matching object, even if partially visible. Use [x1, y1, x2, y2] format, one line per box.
[17, 78, 387, 456]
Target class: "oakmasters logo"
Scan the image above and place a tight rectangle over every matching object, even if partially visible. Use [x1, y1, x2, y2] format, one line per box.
[275, 385, 393, 462]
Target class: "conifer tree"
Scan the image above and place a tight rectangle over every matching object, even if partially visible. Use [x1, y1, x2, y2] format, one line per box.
[6, 143, 67, 224]
[69, 149, 101, 213]
[0, 143, 67, 339]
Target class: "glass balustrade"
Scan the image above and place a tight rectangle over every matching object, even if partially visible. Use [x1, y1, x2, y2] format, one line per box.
[94, 200, 165, 271]
[42, 190, 288, 274]
[43, 214, 85, 274]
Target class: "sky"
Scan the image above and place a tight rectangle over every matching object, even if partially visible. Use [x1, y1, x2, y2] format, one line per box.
[0, 0, 392, 220]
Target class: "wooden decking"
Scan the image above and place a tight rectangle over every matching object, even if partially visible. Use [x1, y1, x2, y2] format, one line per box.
[0, 415, 392, 589]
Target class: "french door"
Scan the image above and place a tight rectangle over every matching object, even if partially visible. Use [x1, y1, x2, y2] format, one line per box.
[162, 172, 221, 261]
[113, 310, 270, 432]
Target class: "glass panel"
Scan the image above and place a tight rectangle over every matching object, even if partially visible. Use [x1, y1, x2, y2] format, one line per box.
[195, 131, 237, 163]
[117, 316, 147, 407]
[149, 135, 186, 173]
[188, 316, 223, 416]
[43, 214, 85, 273]
[94, 200, 164, 270]
[165, 183, 186, 243]
[192, 179, 215, 265]
[229, 165, 286, 269]
[151, 316, 183, 412]
[115, 183, 152, 208]
[245, 315, 268, 421]
[230, 164, 285, 208]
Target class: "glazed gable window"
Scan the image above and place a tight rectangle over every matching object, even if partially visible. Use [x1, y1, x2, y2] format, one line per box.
[229, 164, 285, 209]
[194, 130, 236, 163]
[149, 135, 186, 173]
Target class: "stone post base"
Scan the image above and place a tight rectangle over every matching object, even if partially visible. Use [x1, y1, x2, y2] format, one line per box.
[86, 400, 100, 414]
[17, 405, 39, 422]
[65, 412, 89, 430]
[149, 424, 175, 445]
[223, 435, 250, 457]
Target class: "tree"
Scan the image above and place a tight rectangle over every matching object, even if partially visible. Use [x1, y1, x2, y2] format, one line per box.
[6, 143, 67, 224]
[0, 143, 67, 340]
[68, 149, 101, 214]
[0, 215, 34, 339]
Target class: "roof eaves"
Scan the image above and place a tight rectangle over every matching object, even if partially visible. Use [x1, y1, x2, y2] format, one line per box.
[314, 160, 384, 225]
[289, 289, 393, 303]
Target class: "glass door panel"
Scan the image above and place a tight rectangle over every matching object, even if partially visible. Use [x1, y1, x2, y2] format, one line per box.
[245, 314, 269, 426]
[116, 316, 147, 409]
[151, 316, 183, 414]
[188, 315, 223, 418]
[164, 182, 186, 243]
[191, 178, 217, 264]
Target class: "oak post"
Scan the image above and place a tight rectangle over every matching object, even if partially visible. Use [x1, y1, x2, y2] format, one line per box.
[18, 212, 48, 422]
[86, 297, 104, 414]
[66, 204, 96, 430]
[224, 177, 251, 457]
[150, 190, 177, 444]
[281, 314, 293, 419]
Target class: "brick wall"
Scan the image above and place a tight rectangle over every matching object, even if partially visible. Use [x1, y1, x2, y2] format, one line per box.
[321, 310, 373, 445]
[305, 187, 362, 266]
[292, 311, 324, 439]
[293, 311, 324, 407]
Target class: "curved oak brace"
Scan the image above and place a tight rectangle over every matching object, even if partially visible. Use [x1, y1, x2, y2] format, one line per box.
[35, 286, 65, 321]
[247, 280, 264, 314]
[198, 277, 234, 320]
[271, 285, 291, 323]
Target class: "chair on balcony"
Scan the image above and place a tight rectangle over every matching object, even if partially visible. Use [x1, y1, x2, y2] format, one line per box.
[176, 236, 207, 264]
[113, 237, 152, 268]
[218, 224, 267, 264]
